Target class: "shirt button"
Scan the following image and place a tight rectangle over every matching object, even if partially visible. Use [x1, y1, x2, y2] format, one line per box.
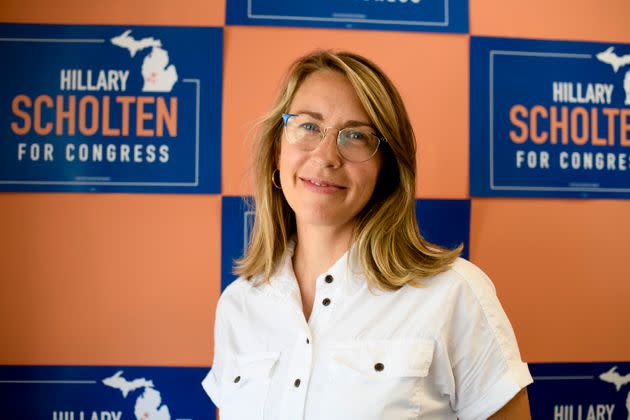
[294, 378, 301, 387]
[306, 337, 310, 344]
[325, 274, 334, 283]
[374, 363, 384, 372]
[234, 375, 241, 383]
[322, 298, 331, 306]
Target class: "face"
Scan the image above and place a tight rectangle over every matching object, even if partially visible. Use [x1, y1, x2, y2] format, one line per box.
[278, 69, 383, 232]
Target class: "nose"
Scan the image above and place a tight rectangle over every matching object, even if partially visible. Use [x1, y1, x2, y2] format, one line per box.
[312, 128, 342, 167]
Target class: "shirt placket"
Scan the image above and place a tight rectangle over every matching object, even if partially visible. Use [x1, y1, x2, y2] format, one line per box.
[308, 273, 339, 335]
[279, 271, 342, 420]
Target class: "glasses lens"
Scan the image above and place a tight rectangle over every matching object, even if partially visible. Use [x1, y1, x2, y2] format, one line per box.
[338, 128, 380, 162]
[284, 115, 321, 150]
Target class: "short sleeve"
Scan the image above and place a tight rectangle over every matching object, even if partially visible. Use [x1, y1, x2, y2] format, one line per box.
[446, 260, 533, 420]
[201, 295, 226, 408]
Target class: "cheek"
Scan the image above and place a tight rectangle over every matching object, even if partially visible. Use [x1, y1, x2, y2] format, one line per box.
[359, 159, 383, 197]
[277, 145, 302, 189]
[277, 148, 290, 177]
[362, 172, 379, 200]
[349, 169, 380, 213]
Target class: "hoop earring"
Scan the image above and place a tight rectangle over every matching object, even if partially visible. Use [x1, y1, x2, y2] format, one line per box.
[271, 169, 282, 189]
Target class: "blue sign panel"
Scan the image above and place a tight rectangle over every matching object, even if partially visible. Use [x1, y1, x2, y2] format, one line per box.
[0, 365, 215, 419]
[221, 196, 255, 290]
[226, 0, 468, 33]
[221, 196, 470, 290]
[470, 37, 630, 198]
[415, 198, 470, 260]
[528, 362, 630, 420]
[0, 23, 222, 193]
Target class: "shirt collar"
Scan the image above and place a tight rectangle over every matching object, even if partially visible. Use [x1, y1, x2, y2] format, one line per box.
[260, 239, 365, 299]
[329, 242, 365, 297]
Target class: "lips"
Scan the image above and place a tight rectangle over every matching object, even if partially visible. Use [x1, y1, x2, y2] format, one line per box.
[300, 177, 346, 189]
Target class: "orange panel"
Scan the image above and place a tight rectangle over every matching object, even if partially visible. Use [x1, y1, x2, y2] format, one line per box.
[0, 0, 225, 26]
[222, 26, 469, 199]
[470, 198, 630, 362]
[470, 0, 629, 43]
[0, 193, 221, 366]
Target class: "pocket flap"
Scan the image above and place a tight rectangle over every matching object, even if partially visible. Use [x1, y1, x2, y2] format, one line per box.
[333, 338, 434, 378]
[223, 351, 280, 389]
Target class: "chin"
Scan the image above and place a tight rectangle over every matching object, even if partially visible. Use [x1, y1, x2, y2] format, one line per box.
[296, 209, 355, 229]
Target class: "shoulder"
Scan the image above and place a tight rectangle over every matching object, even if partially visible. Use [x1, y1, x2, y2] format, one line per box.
[215, 275, 260, 317]
[432, 258, 526, 364]
[418, 257, 497, 302]
[447, 258, 504, 312]
[448, 257, 497, 296]
[220, 276, 250, 298]
[420, 258, 508, 337]
[383, 258, 498, 310]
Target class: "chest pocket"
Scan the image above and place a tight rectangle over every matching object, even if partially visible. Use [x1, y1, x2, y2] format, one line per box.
[220, 351, 280, 420]
[326, 338, 434, 420]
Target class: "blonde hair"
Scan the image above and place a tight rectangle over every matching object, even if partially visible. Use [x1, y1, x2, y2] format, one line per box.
[235, 50, 462, 290]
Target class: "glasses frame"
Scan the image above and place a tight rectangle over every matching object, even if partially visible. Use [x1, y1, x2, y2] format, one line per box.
[281, 113, 386, 163]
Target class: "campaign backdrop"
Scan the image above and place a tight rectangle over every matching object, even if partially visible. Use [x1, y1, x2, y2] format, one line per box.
[1, 3, 629, 419]
[221, 196, 471, 291]
[528, 362, 630, 420]
[470, 37, 630, 198]
[0, 365, 215, 420]
[0, 24, 222, 193]
[226, 0, 468, 33]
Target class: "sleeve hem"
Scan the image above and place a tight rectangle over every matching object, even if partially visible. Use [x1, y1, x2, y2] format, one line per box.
[457, 361, 533, 420]
[201, 369, 221, 408]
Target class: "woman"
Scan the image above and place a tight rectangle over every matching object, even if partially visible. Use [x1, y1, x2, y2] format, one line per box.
[202, 51, 533, 419]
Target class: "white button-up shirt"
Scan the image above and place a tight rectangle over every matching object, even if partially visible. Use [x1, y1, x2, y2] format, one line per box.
[202, 242, 532, 420]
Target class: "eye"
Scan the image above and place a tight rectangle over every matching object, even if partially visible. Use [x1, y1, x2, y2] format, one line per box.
[299, 122, 320, 133]
[340, 129, 372, 146]
[344, 130, 367, 141]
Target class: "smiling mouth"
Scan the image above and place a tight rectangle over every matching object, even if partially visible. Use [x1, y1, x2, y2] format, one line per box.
[301, 177, 346, 189]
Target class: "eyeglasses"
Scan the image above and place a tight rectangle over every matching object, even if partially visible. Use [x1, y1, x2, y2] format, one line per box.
[282, 113, 385, 163]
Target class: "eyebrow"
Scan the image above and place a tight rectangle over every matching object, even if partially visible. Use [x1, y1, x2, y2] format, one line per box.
[295, 110, 373, 129]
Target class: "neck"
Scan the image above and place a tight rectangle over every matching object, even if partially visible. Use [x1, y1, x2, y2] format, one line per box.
[292, 221, 354, 297]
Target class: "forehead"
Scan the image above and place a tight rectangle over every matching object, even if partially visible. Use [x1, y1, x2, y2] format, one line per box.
[289, 70, 369, 121]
